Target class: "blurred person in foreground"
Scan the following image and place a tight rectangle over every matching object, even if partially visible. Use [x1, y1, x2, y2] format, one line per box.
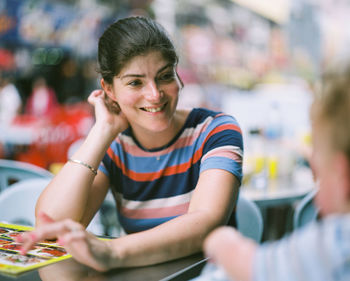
[194, 63, 350, 281]
[17, 16, 243, 270]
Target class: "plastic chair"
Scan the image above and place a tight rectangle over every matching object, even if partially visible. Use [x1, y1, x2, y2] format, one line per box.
[236, 194, 264, 243]
[293, 188, 319, 229]
[0, 177, 105, 235]
[0, 159, 53, 191]
[0, 178, 51, 226]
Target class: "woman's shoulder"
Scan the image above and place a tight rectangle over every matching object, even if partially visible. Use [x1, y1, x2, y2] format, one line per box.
[176, 107, 241, 132]
[193, 107, 240, 126]
[178, 107, 221, 122]
[175, 108, 211, 128]
[187, 107, 237, 120]
[189, 107, 219, 116]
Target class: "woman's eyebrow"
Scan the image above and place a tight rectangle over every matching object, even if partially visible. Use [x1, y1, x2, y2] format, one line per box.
[157, 63, 174, 74]
[118, 63, 174, 80]
[119, 73, 144, 80]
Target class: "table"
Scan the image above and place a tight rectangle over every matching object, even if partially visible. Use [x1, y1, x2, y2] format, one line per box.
[0, 253, 207, 281]
[243, 184, 314, 207]
[241, 170, 315, 208]
[241, 167, 316, 240]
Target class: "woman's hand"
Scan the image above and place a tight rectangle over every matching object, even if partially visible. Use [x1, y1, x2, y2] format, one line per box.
[17, 213, 115, 272]
[88, 89, 129, 136]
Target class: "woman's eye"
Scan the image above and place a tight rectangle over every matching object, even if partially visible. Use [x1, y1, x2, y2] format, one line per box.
[158, 72, 175, 82]
[128, 80, 142, 87]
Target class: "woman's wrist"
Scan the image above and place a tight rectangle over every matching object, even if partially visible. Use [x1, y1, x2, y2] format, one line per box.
[92, 121, 122, 142]
[70, 124, 116, 167]
[104, 240, 124, 269]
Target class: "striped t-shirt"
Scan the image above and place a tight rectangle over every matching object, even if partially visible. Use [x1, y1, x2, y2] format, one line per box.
[99, 108, 243, 233]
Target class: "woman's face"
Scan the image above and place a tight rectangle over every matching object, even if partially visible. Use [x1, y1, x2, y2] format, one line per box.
[108, 51, 181, 134]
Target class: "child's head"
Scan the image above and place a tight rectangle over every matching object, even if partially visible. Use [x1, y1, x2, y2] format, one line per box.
[310, 64, 350, 215]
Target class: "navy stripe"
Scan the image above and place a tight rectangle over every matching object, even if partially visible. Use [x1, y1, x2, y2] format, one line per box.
[100, 108, 243, 232]
[119, 215, 179, 233]
[114, 161, 200, 200]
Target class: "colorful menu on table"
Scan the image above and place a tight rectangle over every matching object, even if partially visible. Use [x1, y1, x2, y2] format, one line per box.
[0, 222, 71, 276]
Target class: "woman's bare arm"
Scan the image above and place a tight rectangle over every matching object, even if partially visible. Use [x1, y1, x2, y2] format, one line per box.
[35, 89, 128, 227]
[35, 124, 113, 226]
[21, 168, 239, 271]
[106, 168, 240, 267]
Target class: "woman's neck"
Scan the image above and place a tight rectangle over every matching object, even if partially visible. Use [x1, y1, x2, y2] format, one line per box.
[132, 109, 190, 150]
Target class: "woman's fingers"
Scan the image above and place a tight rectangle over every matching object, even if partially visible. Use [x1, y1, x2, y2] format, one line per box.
[57, 231, 110, 271]
[88, 89, 102, 100]
[88, 89, 121, 115]
[17, 219, 83, 255]
[103, 91, 121, 115]
[56, 225, 87, 246]
[16, 219, 113, 271]
[87, 89, 104, 106]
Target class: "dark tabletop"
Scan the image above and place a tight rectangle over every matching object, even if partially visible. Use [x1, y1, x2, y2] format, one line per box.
[0, 253, 207, 281]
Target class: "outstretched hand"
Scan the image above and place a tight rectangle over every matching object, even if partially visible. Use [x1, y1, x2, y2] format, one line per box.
[16, 212, 115, 272]
[203, 226, 256, 281]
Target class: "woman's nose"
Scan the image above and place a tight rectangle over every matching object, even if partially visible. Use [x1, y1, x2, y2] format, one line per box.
[144, 81, 162, 101]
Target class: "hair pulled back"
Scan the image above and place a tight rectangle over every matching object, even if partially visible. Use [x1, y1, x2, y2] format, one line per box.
[97, 16, 179, 84]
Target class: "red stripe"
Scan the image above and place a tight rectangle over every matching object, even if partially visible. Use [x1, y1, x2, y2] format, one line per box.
[121, 202, 190, 219]
[107, 123, 241, 181]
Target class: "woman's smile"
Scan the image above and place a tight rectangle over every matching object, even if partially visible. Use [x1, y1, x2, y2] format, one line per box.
[109, 51, 181, 133]
[140, 103, 167, 113]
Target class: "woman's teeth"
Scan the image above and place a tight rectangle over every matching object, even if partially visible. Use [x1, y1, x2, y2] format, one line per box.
[143, 106, 163, 112]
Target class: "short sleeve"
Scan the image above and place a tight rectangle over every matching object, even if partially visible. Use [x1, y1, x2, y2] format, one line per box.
[200, 113, 243, 183]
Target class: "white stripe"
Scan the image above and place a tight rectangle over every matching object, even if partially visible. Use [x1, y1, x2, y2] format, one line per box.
[118, 115, 213, 144]
[202, 145, 243, 159]
[116, 190, 193, 210]
[181, 115, 213, 138]
[118, 134, 135, 145]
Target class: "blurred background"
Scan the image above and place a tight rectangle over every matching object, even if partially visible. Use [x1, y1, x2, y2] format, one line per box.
[0, 0, 349, 182]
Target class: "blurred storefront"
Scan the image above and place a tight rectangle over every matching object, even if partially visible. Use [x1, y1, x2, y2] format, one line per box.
[0, 0, 349, 176]
[0, 0, 117, 170]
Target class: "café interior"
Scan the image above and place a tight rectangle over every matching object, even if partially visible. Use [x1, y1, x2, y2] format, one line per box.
[0, 0, 349, 280]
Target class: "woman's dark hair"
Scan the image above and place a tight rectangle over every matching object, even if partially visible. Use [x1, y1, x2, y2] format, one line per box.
[97, 16, 179, 84]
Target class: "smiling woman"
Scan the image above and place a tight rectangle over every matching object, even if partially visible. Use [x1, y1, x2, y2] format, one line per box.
[101, 51, 183, 147]
[17, 16, 244, 271]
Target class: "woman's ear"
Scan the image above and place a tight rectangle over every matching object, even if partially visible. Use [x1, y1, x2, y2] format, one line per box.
[100, 78, 117, 102]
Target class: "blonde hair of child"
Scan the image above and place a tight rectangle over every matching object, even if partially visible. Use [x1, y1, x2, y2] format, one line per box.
[311, 64, 350, 161]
